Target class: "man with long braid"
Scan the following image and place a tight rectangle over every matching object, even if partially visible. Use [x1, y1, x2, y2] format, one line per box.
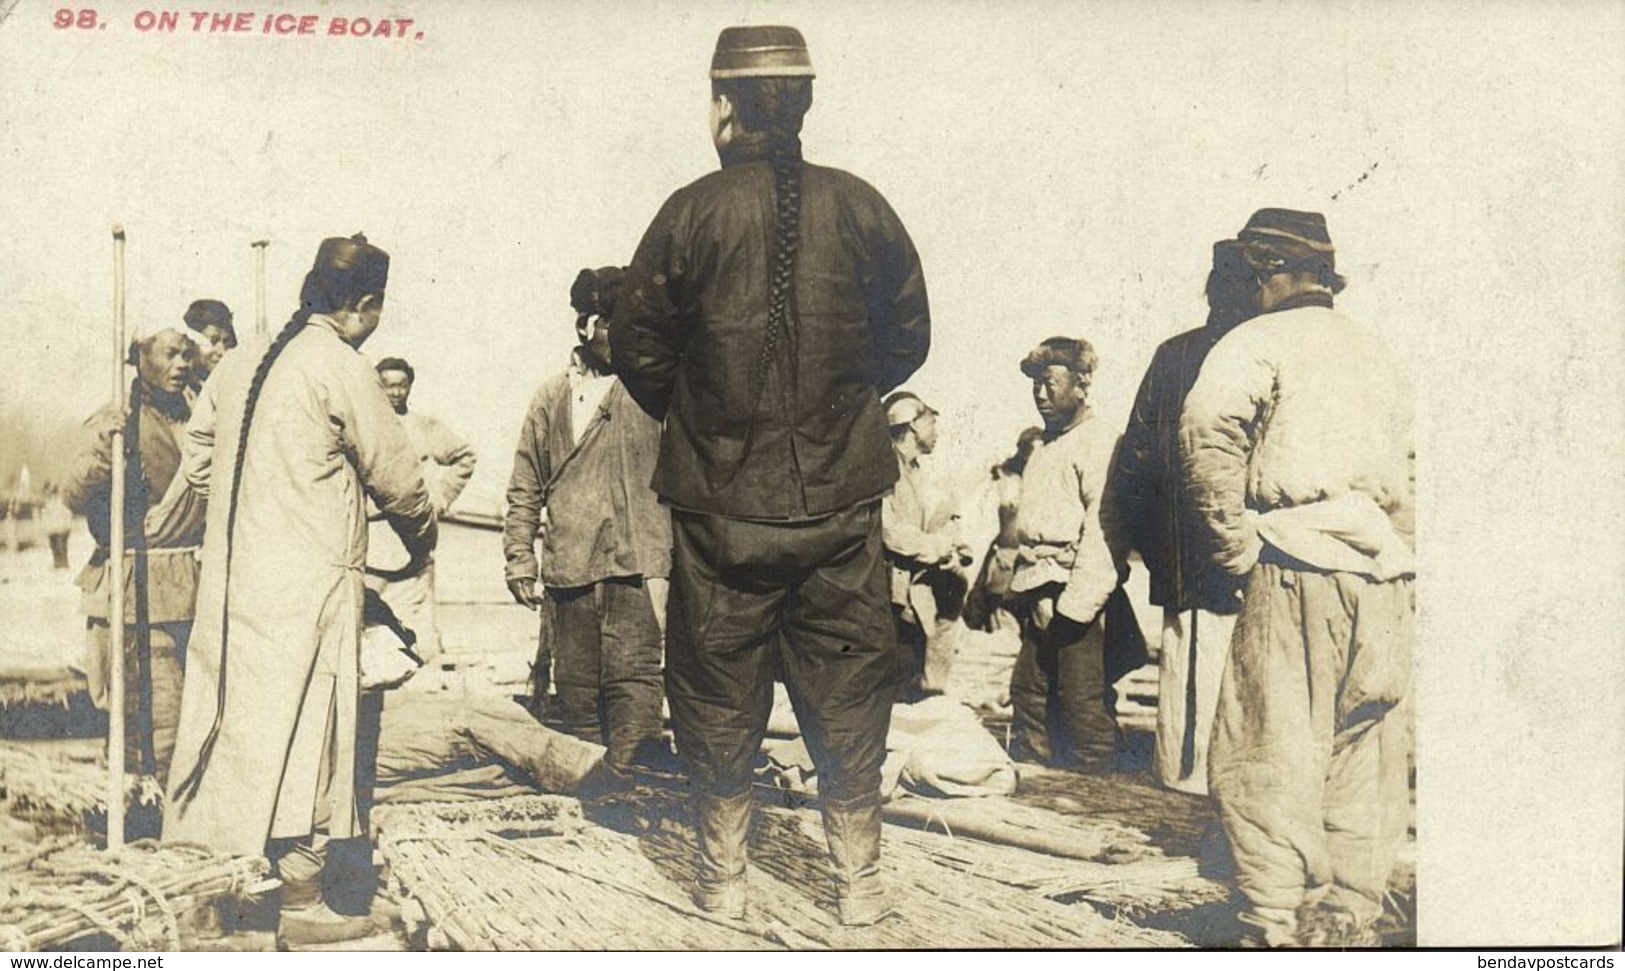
[613, 27, 930, 925]
[62, 328, 202, 818]
[165, 234, 436, 947]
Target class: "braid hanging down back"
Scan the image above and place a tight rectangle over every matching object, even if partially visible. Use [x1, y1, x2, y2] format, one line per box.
[123, 376, 157, 776]
[752, 134, 804, 401]
[171, 313, 306, 805]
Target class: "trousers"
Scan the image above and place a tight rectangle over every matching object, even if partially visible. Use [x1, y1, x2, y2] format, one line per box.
[1209, 560, 1413, 935]
[543, 577, 666, 771]
[86, 619, 191, 788]
[666, 502, 896, 802]
[1007, 603, 1115, 770]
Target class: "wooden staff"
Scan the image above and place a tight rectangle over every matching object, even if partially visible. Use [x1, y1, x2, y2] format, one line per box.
[107, 225, 127, 853]
[251, 239, 269, 341]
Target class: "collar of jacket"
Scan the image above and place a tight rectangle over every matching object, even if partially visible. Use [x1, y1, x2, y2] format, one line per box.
[717, 131, 802, 169]
[140, 385, 191, 424]
[1043, 405, 1093, 443]
[1265, 290, 1335, 314]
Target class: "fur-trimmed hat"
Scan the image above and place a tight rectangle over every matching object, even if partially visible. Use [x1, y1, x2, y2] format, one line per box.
[1020, 336, 1098, 380]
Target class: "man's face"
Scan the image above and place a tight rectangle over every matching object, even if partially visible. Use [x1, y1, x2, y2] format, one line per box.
[138, 330, 194, 396]
[336, 293, 386, 348]
[578, 313, 612, 370]
[912, 411, 939, 454]
[709, 93, 735, 152]
[193, 323, 236, 377]
[1032, 364, 1086, 430]
[378, 368, 412, 414]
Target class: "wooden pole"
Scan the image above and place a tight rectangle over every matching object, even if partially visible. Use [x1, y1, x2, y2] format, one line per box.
[251, 239, 269, 342]
[107, 226, 127, 853]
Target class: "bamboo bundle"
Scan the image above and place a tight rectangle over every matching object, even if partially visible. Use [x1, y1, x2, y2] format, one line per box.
[883, 793, 1154, 862]
[0, 841, 269, 951]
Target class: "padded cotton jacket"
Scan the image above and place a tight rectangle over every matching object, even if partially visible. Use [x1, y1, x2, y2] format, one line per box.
[612, 134, 931, 521]
[1179, 301, 1415, 576]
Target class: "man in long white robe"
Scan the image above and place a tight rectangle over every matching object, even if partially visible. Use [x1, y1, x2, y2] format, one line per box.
[164, 234, 435, 946]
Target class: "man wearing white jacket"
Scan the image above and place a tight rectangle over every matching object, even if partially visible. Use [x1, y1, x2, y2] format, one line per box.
[1180, 209, 1415, 947]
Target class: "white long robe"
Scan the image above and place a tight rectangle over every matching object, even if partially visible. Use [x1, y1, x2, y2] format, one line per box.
[164, 318, 434, 856]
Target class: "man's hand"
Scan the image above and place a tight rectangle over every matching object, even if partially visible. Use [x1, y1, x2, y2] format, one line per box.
[507, 576, 541, 610]
[95, 405, 132, 443]
[1032, 595, 1056, 632]
[646, 577, 670, 637]
[1111, 663, 1161, 734]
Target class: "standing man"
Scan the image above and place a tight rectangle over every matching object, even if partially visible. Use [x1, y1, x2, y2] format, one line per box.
[1180, 209, 1414, 947]
[62, 328, 203, 807]
[611, 26, 930, 926]
[1004, 337, 1124, 770]
[370, 356, 477, 662]
[165, 234, 435, 947]
[182, 299, 238, 391]
[41, 484, 74, 570]
[1110, 241, 1255, 795]
[503, 266, 671, 775]
[881, 391, 972, 701]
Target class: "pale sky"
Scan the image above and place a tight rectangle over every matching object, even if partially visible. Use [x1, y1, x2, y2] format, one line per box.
[5, 0, 1613, 512]
[1, 1, 1622, 943]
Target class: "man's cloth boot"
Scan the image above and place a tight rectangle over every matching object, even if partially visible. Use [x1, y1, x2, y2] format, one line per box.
[274, 843, 376, 948]
[692, 790, 751, 919]
[276, 874, 378, 947]
[821, 792, 893, 926]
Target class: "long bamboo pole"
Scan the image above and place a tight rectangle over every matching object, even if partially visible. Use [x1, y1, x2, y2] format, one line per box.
[251, 239, 269, 341]
[107, 226, 127, 853]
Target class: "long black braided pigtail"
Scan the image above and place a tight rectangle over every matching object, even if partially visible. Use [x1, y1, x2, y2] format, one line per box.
[715, 76, 811, 487]
[120, 373, 160, 777]
[752, 132, 804, 402]
[171, 311, 307, 805]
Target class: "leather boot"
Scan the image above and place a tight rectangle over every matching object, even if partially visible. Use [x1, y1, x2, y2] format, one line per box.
[691, 790, 752, 919]
[276, 870, 377, 948]
[821, 792, 893, 926]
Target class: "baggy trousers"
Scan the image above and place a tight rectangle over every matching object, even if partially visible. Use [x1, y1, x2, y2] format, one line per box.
[667, 502, 897, 803]
[87, 619, 191, 789]
[893, 569, 967, 700]
[543, 578, 666, 771]
[1209, 560, 1413, 934]
[1008, 606, 1115, 770]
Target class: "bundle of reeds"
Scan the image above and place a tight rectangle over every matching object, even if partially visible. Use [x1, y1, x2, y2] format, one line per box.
[374, 788, 1194, 950]
[0, 746, 161, 830]
[0, 670, 85, 710]
[0, 841, 269, 951]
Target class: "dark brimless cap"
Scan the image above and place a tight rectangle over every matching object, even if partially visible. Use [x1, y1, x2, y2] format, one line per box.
[312, 233, 390, 295]
[710, 25, 815, 80]
[570, 266, 626, 318]
[1234, 208, 1335, 274]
